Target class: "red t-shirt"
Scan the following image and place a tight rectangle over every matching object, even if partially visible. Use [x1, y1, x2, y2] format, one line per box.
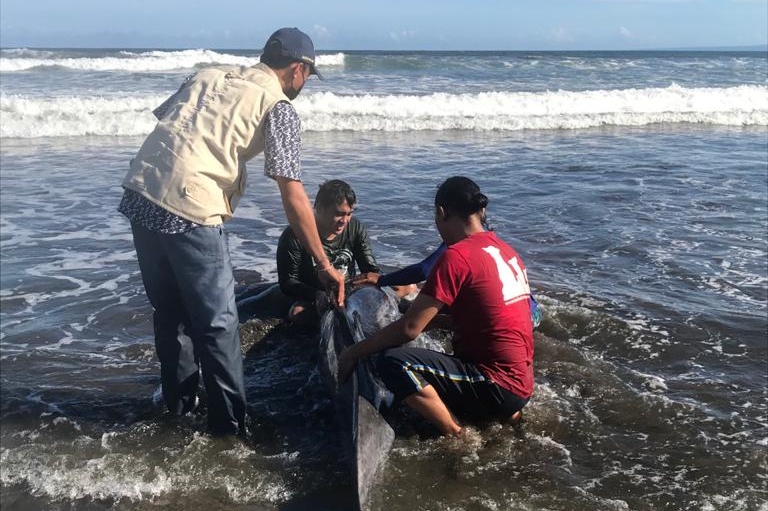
[421, 231, 534, 398]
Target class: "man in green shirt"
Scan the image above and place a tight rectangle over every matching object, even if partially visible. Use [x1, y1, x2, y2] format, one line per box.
[277, 180, 382, 323]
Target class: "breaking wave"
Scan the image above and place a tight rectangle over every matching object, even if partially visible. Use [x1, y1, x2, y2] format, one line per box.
[0, 48, 346, 72]
[1, 84, 765, 138]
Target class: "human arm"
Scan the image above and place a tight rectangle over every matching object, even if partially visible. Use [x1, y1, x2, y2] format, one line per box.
[376, 243, 447, 287]
[263, 101, 344, 306]
[276, 177, 345, 307]
[350, 219, 381, 275]
[426, 313, 453, 331]
[338, 292, 445, 381]
[276, 227, 322, 302]
[348, 219, 381, 287]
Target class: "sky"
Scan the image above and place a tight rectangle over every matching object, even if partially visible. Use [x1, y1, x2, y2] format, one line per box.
[1, 0, 766, 51]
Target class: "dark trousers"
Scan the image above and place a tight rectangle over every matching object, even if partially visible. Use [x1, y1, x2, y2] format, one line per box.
[377, 347, 528, 422]
[131, 222, 246, 435]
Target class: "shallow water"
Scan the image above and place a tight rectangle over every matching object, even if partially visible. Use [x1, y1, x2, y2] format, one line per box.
[2, 124, 766, 510]
[2, 49, 767, 511]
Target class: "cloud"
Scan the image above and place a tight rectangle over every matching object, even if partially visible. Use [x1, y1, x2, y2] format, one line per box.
[310, 24, 331, 44]
[548, 27, 575, 43]
[312, 24, 329, 38]
[389, 29, 417, 41]
[619, 26, 634, 39]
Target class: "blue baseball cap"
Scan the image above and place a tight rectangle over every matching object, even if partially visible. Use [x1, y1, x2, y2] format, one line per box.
[262, 27, 324, 80]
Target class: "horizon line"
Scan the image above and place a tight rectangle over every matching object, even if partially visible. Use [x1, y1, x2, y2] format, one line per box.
[1, 44, 767, 53]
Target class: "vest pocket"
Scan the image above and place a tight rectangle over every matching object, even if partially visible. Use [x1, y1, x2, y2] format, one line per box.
[182, 181, 212, 205]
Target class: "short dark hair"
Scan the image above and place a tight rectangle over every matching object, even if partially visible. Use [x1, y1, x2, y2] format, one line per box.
[315, 180, 357, 210]
[435, 176, 488, 220]
[260, 52, 297, 69]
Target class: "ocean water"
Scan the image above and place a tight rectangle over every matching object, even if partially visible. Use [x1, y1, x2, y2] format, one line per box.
[1, 48, 766, 511]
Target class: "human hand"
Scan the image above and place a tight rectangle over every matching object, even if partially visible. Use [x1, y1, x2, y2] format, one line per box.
[352, 272, 380, 288]
[317, 265, 345, 308]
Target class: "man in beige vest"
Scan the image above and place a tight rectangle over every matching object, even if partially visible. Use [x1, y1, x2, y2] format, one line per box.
[118, 28, 344, 436]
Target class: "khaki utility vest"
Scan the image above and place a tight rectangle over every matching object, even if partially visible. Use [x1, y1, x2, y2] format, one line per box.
[123, 63, 290, 225]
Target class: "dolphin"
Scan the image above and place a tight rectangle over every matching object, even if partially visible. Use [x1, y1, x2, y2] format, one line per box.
[318, 286, 401, 511]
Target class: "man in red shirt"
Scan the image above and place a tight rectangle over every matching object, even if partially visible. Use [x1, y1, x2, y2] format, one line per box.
[339, 176, 534, 435]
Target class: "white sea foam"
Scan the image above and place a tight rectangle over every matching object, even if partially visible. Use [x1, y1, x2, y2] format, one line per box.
[2, 84, 765, 138]
[299, 85, 768, 131]
[0, 444, 291, 505]
[0, 49, 346, 72]
[630, 370, 669, 393]
[529, 433, 574, 467]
